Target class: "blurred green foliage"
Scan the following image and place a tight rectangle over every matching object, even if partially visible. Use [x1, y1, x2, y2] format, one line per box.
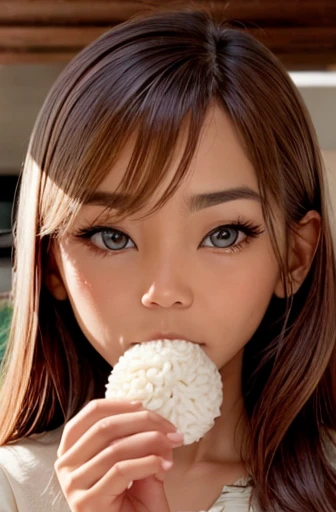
[0, 301, 12, 362]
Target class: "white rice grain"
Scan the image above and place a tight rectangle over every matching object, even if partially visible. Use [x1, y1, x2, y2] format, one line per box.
[105, 340, 223, 444]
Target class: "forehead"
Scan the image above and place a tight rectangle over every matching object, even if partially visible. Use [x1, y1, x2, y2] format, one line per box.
[95, 106, 259, 203]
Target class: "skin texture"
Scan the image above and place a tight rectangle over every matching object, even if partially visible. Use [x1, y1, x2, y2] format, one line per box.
[50, 106, 320, 512]
[52, 107, 281, 368]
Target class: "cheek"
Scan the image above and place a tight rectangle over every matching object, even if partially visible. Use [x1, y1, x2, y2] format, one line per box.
[57, 248, 134, 363]
[202, 247, 279, 348]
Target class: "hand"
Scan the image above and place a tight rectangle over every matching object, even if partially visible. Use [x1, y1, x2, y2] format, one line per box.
[55, 399, 184, 512]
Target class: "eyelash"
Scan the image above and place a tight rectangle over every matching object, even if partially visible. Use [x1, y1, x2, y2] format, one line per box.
[72, 220, 264, 257]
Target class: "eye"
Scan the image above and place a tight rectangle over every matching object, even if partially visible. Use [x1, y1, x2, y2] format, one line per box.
[90, 228, 135, 251]
[200, 222, 264, 251]
[201, 226, 244, 249]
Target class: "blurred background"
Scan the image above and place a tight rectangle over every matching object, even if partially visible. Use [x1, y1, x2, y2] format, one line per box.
[0, 0, 336, 295]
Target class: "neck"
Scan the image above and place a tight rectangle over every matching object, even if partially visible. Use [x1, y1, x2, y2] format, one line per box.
[172, 349, 248, 468]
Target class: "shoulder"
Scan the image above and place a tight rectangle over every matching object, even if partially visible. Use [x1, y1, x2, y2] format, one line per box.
[0, 426, 63, 477]
[0, 466, 17, 510]
[0, 426, 69, 511]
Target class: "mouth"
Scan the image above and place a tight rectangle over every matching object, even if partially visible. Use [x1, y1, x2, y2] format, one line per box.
[130, 333, 205, 346]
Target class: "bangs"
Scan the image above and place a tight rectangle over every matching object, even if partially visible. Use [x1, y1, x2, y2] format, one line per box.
[36, 24, 215, 237]
[31, 8, 318, 251]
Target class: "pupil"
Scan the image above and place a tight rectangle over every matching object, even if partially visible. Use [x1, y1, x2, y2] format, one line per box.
[112, 232, 122, 243]
[217, 230, 231, 240]
[103, 230, 126, 248]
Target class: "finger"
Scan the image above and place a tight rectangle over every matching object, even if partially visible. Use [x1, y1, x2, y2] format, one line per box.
[88, 455, 173, 500]
[58, 399, 143, 456]
[58, 409, 178, 467]
[69, 430, 183, 489]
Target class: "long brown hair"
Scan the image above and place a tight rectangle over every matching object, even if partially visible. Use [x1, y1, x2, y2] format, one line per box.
[0, 8, 335, 511]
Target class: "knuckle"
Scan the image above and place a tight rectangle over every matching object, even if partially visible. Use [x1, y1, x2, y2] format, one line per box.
[72, 492, 90, 512]
[61, 421, 74, 443]
[150, 430, 165, 444]
[105, 443, 117, 459]
[143, 410, 151, 422]
[113, 461, 128, 483]
[85, 399, 101, 415]
[95, 417, 112, 436]
[54, 467, 80, 497]
[145, 410, 156, 423]
[65, 472, 83, 495]
[58, 472, 75, 495]
[54, 458, 62, 474]
[63, 475, 74, 495]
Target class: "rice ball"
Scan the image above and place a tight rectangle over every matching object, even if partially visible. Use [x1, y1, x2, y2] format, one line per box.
[105, 339, 223, 444]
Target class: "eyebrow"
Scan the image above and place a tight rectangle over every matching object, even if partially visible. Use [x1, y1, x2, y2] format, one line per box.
[84, 186, 261, 212]
[188, 186, 260, 212]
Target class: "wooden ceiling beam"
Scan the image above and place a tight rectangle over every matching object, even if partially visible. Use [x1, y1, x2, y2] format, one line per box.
[0, 1, 335, 26]
[250, 27, 336, 53]
[0, 26, 334, 62]
[0, 25, 333, 50]
[0, 1, 140, 25]
[0, 51, 77, 64]
[278, 52, 336, 71]
[0, 1, 334, 69]
[0, 27, 106, 49]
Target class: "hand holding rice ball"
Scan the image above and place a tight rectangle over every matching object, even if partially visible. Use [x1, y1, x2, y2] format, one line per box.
[105, 339, 223, 444]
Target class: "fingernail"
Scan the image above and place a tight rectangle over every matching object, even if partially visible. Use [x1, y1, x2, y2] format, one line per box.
[166, 431, 184, 445]
[161, 459, 174, 471]
[130, 401, 142, 407]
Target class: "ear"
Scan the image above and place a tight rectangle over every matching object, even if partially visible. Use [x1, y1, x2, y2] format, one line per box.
[274, 210, 321, 298]
[45, 241, 68, 301]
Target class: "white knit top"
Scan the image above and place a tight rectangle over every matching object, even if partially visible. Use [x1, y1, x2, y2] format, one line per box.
[0, 426, 259, 511]
[2, 426, 334, 511]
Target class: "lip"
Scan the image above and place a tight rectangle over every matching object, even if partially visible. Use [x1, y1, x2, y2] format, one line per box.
[131, 333, 205, 346]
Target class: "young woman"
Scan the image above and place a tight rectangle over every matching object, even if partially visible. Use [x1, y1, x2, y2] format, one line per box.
[0, 8, 335, 512]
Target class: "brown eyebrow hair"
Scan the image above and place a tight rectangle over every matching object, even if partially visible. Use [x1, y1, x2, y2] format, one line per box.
[84, 186, 261, 213]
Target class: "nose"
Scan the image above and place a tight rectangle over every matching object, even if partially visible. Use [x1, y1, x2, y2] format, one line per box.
[141, 258, 193, 309]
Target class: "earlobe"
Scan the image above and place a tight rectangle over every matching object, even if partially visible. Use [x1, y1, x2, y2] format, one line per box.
[274, 271, 298, 298]
[274, 210, 321, 299]
[46, 272, 68, 301]
[45, 242, 68, 301]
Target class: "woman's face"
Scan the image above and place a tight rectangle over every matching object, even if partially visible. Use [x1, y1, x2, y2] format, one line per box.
[51, 106, 282, 374]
